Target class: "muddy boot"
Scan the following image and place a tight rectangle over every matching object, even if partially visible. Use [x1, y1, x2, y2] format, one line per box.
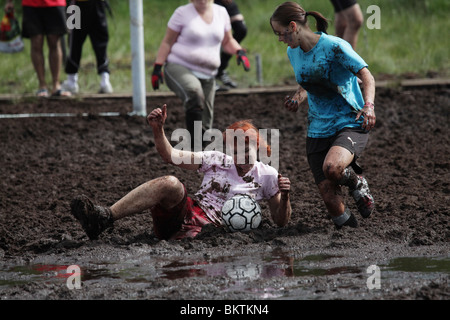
[350, 176, 375, 218]
[70, 195, 114, 240]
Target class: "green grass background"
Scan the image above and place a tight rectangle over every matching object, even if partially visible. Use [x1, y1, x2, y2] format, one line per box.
[0, 0, 448, 94]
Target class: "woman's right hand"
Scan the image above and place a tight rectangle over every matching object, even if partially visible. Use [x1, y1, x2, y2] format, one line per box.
[284, 95, 299, 112]
[147, 104, 167, 130]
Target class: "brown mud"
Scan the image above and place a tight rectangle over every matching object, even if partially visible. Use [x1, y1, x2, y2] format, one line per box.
[0, 85, 449, 301]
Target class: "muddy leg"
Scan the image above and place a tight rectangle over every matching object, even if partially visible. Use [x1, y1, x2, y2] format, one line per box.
[110, 175, 185, 220]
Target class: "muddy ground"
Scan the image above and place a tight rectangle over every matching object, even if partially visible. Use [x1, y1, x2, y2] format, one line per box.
[0, 85, 449, 305]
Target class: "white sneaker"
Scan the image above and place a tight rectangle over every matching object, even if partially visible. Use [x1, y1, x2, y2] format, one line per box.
[99, 72, 113, 93]
[61, 80, 79, 94]
[99, 81, 113, 94]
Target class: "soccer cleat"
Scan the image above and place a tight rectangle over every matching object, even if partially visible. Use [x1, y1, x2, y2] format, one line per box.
[216, 71, 237, 88]
[70, 195, 114, 240]
[350, 176, 375, 218]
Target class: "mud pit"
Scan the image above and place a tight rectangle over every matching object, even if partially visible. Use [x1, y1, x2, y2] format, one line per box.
[0, 85, 449, 303]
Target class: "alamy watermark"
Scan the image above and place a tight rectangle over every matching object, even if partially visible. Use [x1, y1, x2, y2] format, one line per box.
[66, 5, 81, 30]
[170, 122, 280, 172]
[66, 265, 81, 290]
[366, 5, 381, 30]
[366, 264, 381, 289]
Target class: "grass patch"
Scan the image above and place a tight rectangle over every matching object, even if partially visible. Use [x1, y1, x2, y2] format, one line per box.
[0, 0, 448, 94]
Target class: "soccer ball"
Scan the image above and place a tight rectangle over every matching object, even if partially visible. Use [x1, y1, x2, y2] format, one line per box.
[221, 194, 262, 232]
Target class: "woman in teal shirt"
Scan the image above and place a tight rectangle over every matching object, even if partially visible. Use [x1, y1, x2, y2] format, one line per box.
[270, 1, 376, 229]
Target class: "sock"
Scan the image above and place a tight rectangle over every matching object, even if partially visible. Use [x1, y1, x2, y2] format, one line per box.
[332, 208, 351, 226]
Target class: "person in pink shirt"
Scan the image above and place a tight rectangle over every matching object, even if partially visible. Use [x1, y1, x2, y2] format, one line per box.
[151, 0, 250, 151]
[70, 104, 291, 241]
[5, 0, 71, 97]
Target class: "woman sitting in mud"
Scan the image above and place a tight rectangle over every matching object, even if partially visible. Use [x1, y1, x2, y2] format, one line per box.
[71, 104, 292, 241]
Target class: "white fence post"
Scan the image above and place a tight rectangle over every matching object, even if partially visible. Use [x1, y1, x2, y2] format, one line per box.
[129, 0, 146, 116]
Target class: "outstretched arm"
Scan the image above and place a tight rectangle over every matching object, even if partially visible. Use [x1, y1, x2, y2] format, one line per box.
[147, 104, 201, 171]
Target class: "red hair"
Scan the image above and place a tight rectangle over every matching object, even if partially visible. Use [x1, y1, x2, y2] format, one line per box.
[223, 120, 271, 156]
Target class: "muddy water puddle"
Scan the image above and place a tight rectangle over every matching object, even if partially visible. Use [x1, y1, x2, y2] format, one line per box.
[1, 249, 448, 298]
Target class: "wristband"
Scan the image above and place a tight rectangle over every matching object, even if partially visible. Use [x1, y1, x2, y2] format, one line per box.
[153, 63, 162, 72]
[364, 102, 375, 109]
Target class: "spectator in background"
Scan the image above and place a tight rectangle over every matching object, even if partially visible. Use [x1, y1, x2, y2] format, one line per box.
[214, 0, 247, 89]
[330, 0, 363, 49]
[151, 0, 250, 151]
[5, 0, 71, 97]
[61, 0, 113, 94]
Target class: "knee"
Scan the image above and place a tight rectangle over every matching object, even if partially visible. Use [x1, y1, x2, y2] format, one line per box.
[348, 15, 363, 30]
[46, 35, 61, 51]
[156, 175, 182, 192]
[322, 161, 345, 182]
[347, 7, 364, 30]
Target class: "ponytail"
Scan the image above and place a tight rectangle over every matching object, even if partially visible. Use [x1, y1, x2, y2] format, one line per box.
[305, 10, 329, 33]
[271, 2, 329, 34]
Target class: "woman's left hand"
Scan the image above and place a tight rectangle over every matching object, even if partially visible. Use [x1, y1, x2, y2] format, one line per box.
[356, 102, 376, 131]
[278, 174, 291, 195]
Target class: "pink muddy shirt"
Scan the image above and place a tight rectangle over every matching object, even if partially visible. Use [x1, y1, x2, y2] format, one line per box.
[22, 0, 66, 7]
[167, 3, 231, 77]
[193, 151, 280, 226]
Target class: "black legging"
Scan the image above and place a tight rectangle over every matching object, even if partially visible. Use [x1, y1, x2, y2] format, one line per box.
[65, 0, 110, 75]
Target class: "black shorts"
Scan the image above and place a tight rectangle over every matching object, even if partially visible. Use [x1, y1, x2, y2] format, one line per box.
[330, 0, 358, 13]
[214, 0, 241, 17]
[22, 6, 67, 38]
[306, 128, 368, 184]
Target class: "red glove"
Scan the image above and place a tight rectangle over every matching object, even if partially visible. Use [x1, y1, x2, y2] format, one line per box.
[236, 50, 250, 71]
[151, 63, 163, 90]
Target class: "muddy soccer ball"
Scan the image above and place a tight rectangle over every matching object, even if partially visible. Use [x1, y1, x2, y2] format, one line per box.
[221, 194, 262, 232]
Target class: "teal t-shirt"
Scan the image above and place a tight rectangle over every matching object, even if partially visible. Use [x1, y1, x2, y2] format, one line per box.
[287, 32, 368, 138]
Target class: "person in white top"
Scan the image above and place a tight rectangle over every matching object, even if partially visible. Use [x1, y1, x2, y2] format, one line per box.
[151, 0, 250, 151]
[70, 104, 292, 241]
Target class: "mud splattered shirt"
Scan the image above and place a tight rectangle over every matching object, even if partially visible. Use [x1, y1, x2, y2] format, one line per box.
[287, 32, 368, 138]
[193, 151, 280, 226]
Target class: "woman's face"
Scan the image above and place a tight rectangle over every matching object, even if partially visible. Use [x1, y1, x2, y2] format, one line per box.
[271, 20, 297, 48]
[231, 140, 258, 175]
[191, 0, 212, 11]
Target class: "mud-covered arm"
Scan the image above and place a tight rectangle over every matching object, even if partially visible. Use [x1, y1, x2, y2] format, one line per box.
[268, 174, 292, 226]
[147, 104, 201, 171]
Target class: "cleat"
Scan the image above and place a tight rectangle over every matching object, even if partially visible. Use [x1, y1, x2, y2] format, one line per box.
[350, 176, 375, 218]
[70, 195, 114, 240]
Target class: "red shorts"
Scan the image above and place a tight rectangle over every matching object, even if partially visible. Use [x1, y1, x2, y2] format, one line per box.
[151, 186, 213, 240]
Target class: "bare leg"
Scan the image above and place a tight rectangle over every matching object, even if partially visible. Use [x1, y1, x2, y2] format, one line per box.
[110, 175, 185, 221]
[334, 4, 363, 49]
[30, 34, 47, 90]
[318, 146, 358, 228]
[47, 34, 63, 93]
